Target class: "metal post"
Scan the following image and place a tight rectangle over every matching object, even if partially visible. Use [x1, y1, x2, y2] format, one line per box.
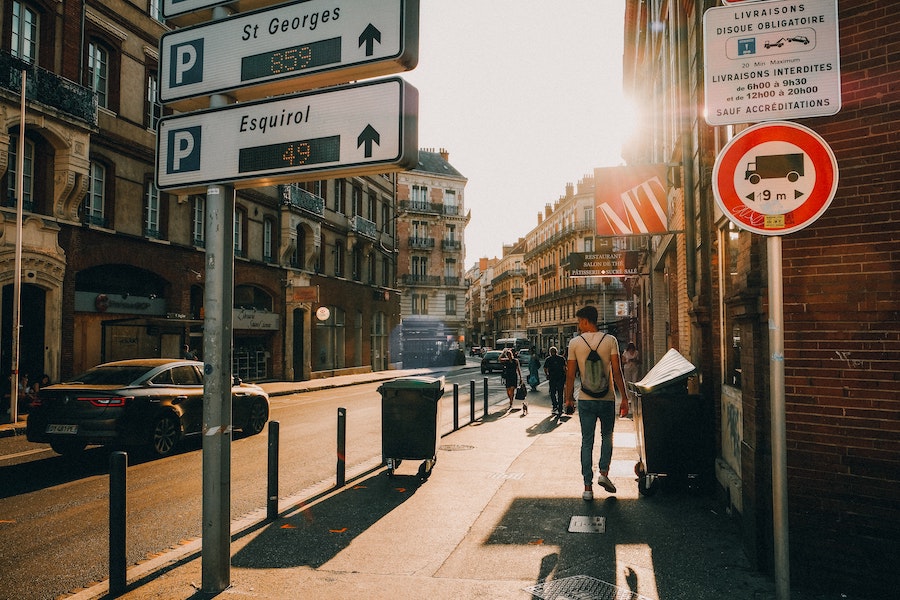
[109, 451, 128, 596]
[267, 421, 279, 521]
[768, 236, 790, 600]
[336, 407, 347, 487]
[483, 377, 489, 416]
[469, 379, 475, 423]
[8, 70, 26, 425]
[202, 8, 236, 588]
[452, 383, 459, 431]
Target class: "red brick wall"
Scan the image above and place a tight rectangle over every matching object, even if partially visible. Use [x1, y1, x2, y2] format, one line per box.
[777, 3, 899, 594]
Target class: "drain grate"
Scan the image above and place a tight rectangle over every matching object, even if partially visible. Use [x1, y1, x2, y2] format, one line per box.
[438, 444, 475, 451]
[488, 471, 525, 480]
[525, 575, 651, 600]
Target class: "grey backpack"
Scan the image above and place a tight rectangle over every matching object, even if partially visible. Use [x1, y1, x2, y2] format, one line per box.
[580, 334, 609, 398]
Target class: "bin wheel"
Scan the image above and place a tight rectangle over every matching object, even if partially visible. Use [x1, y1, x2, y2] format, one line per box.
[635, 462, 658, 497]
[418, 458, 436, 481]
[386, 458, 401, 477]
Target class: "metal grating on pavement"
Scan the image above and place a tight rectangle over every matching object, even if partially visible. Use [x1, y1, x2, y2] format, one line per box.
[488, 471, 525, 480]
[524, 575, 652, 600]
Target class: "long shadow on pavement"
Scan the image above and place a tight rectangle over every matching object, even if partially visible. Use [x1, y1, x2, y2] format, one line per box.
[231, 469, 424, 569]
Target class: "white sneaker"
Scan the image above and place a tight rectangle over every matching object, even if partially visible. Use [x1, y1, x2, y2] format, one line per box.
[582, 489, 594, 501]
[597, 474, 617, 494]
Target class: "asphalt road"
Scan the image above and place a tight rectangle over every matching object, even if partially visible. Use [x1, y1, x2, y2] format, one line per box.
[0, 368, 509, 600]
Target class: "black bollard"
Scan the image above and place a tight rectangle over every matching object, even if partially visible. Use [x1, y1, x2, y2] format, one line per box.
[483, 377, 489, 417]
[453, 383, 460, 431]
[469, 379, 475, 423]
[109, 451, 128, 596]
[337, 407, 347, 487]
[267, 421, 279, 521]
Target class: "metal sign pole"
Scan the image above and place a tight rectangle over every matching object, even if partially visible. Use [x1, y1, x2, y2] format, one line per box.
[9, 69, 26, 424]
[768, 235, 790, 600]
[201, 5, 235, 593]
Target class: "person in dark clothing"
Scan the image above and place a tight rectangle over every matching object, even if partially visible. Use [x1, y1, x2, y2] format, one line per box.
[543, 346, 567, 416]
[499, 348, 524, 413]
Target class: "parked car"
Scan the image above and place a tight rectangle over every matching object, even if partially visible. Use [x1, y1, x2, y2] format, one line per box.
[516, 349, 533, 365]
[26, 359, 270, 457]
[480, 350, 503, 374]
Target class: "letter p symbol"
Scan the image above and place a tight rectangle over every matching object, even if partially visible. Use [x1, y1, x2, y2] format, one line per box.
[167, 126, 202, 173]
[170, 39, 204, 87]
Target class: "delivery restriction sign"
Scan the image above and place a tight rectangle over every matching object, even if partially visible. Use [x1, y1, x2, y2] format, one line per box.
[712, 121, 838, 235]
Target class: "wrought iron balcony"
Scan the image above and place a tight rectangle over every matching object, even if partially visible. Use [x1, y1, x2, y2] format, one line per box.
[0, 51, 97, 127]
[279, 184, 325, 216]
[350, 215, 377, 238]
[400, 274, 441, 286]
[408, 236, 435, 249]
[441, 238, 461, 251]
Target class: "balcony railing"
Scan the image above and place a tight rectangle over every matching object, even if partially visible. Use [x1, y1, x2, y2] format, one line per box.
[441, 239, 461, 251]
[0, 51, 97, 127]
[350, 215, 377, 239]
[399, 200, 441, 214]
[279, 184, 325, 216]
[401, 274, 442, 286]
[408, 236, 435, 249]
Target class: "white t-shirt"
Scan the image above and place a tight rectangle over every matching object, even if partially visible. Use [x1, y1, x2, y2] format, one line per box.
[567, 331, 619, 400]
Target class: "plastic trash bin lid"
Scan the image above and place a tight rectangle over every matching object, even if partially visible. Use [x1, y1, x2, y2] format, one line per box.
[633, 348, 697, 392]
[378, 376, 445, 395]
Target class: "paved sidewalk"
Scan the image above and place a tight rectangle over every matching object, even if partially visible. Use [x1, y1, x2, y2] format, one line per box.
[63, 375, 805, 599]
[6, 362, 833, 599]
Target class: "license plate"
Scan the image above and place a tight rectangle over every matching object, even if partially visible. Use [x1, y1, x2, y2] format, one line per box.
[47, 424, 78, 434]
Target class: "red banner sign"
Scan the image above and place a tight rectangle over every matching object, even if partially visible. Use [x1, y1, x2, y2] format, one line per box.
[594, 164, 669, 236]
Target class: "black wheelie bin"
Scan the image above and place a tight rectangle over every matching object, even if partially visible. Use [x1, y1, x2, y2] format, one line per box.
[629, 349, 714, 496]
[378, 376, 445, 480]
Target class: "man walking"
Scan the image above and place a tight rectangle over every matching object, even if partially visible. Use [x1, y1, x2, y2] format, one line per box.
[564, 305, 628, 501]
[543, 346, 567, 416]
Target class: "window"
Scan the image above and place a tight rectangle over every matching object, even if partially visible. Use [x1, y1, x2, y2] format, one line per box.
[411, 185, 428, 207]
[11, 2, 38, 63]
[367, 192, 377, 222]
[382, 256, 390, 286]
[334, 240, 344, 276]
[144, 180, 160, 239]
[234, 207, 245, 257]
[263, 218, 274, 263]
[148, 0, 163, 21]
[584, 237, 594, 253]
[412, 256, 427, 276]
[84, 162, 106, 226]
[382, 203, 391, 235]
[446, 294, 457, 316]
[294, 225, 306, 269]
[315, 306, 345, 370]
[584, 206, 594, 224]
[313, 180, 327, 201]
[192, 195, 205, 246]
[88, 42, 109, 108]
[351, 246, 362, 280]
[334, 179, 345, 214]
[147, 71, 161, 130]
[352, 185, 362, 216]
[6, 135, 34, 210]
[412, 294, 427, 315]
[367, 252, 376, 284]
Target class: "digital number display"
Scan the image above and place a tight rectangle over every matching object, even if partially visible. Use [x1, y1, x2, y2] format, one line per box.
[238, 135, 340, 174]
[241, 37, 342, 82]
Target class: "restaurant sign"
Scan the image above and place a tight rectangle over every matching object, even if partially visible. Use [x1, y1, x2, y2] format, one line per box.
[565, 251, 640, 278]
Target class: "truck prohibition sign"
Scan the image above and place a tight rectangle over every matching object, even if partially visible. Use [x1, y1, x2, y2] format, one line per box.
[745, 153, 804, 184]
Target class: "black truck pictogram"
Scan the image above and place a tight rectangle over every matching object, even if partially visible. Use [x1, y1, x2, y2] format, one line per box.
[744, 153, 804, 184]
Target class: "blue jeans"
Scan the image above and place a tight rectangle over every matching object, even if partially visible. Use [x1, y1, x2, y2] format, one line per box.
[578, 399, 616, 486]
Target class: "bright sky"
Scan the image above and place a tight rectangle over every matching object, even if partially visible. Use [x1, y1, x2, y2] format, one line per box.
[402, 1, 633, 270]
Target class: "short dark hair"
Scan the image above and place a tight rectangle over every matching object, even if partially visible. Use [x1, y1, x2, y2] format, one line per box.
[575, 305, 598, 325]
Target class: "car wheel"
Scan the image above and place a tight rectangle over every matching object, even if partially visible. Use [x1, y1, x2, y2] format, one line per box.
[50, 439, 87, 456]
[242, 398, 268, 436]
[151, 413, 182, 457]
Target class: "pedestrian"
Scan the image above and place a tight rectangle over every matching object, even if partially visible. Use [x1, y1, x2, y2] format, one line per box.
[182, 344, 197, 360]
[621, 342, 641, 416]
[527, 349, 541, 391]
[499, 348, 524, 413]
[564, 305, 628, 501]
[543, 346, 567, 416]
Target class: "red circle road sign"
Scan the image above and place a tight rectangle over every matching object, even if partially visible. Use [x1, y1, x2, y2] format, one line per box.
[712, 121, 839, 235]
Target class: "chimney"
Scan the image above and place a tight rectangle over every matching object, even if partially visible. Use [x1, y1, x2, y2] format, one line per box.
[545, 203, 553, 218]
[439, 148, 449, 161]
[565, 182, 574, 198]
[537, 212, 543, 224]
